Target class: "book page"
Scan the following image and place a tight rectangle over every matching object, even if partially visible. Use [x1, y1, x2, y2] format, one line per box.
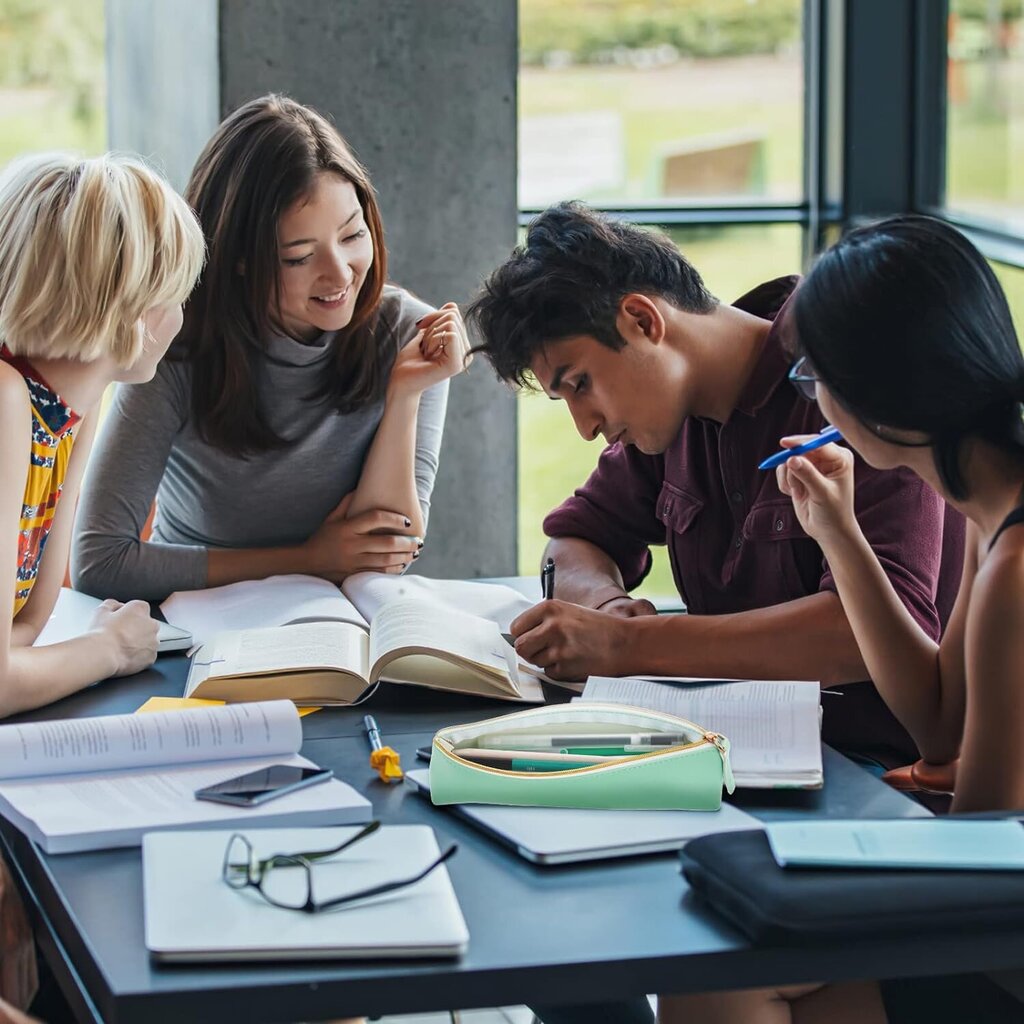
[368, 597, 518, 687]
[202, 621, 369, 679]
[0, 700, 302, 781]
[343, 573, 534, 631]
[161, 574, 366, 647]
[582, 676, 821, 780]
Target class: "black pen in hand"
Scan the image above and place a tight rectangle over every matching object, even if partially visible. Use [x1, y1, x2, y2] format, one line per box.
[541, 557, 555, 601]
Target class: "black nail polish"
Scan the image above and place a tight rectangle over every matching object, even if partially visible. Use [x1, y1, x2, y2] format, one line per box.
[417, 540, 424, 549]
[413, 551, 420, 559]
[404, 517, 411, 527]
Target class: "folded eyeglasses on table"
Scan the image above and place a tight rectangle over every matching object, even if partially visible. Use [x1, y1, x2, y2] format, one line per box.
[222, 820, 458, 914]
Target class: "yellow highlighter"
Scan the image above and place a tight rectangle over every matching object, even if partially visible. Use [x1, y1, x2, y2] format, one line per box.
[364, 714, 403, 783]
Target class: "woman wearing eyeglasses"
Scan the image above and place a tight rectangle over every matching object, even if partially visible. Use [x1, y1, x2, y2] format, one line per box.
[659, 216, 1024, 1022]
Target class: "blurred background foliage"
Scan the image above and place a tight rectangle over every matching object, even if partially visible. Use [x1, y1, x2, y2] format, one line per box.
[520, 0, 800, 64]
[0, 0, 105, 163]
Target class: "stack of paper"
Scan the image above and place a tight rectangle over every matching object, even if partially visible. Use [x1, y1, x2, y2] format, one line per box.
[582, 676, 823, 789]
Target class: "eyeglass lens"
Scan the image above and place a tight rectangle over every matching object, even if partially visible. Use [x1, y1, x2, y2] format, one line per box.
[789, 356, 818, 402]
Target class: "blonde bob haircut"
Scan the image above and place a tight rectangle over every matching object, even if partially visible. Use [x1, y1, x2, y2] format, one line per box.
[0, 151, 205, 367]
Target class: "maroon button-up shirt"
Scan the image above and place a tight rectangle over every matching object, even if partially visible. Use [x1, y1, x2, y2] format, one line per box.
[543, 277, 965, 766]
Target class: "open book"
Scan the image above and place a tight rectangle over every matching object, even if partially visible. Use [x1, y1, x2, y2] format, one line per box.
[582, 676, 823, 789]
[162, 572, 535, 647]
[0, 701, 371, 853]
[172, 574, 545, 706]
[185, 597, 543, 705]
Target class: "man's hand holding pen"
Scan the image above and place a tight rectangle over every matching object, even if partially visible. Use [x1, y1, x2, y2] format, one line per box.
[509, 599, 631, 682]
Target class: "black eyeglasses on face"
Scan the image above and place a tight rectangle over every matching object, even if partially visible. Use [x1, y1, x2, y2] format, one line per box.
[788, 356, 933, 447]
[788, 355, 818, 402]
[222, 821, 458, 914]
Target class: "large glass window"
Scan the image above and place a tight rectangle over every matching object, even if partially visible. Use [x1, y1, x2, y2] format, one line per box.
[518, 1, 808, 597]
[517, 223, 804, 595]
[992, 261, 1024, 334]
[519, 0, 804, 208]
[0, 0, 105, 165]
[946, 0, 1024, 232]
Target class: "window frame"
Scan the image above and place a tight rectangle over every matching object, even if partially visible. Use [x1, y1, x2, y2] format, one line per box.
[914, 0, 1024, 270]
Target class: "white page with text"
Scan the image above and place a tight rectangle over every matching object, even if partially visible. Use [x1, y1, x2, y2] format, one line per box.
[200, 621, 369, 678]
[0, 701, 302, 781]
[0, 751, 371, 854]
[369, 597, 519, 681]
[161, 574, 365, 647]
[582, 676, 821, 783]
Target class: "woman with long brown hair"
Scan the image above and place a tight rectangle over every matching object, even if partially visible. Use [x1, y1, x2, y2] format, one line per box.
[72, 94, 469, 600]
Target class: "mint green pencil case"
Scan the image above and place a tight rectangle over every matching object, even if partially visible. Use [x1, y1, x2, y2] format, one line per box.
[429, 703, 735, 811]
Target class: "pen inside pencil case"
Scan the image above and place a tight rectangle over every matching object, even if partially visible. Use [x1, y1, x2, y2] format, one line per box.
[450, 745, 645, 772]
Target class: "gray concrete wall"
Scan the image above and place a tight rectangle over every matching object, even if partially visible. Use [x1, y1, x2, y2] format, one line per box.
[107, 0, 520, 578]
[106, 0, 220, 191]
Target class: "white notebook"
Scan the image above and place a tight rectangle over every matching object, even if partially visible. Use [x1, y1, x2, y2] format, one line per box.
[144, 826, 469, 961]
[36, 587, 193, 653]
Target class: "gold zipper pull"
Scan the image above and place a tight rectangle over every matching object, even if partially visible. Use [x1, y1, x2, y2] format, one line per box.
[705, 732, 736, 794]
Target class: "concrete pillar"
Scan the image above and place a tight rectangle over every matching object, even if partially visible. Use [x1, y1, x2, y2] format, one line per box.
[106, 0, 220, 192]
[107, 0, 519, 578]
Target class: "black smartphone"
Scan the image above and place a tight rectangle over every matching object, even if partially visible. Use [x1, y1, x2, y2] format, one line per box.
[194, 765, 333, 807]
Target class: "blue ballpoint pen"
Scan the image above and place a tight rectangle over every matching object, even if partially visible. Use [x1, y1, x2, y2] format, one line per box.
[758, 426, 843, 471]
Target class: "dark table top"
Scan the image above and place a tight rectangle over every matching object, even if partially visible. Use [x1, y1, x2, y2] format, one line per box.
[8, 651, 1011, 1024]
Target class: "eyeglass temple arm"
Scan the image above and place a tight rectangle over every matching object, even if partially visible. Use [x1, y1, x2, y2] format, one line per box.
[314, 844, 459, 912]
[258, 820, 383, 871]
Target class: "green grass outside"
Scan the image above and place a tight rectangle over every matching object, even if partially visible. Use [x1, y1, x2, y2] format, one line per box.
[947, 61, 1024, 210]
[0, 94, 104, 165]
[993, 263, 1024, 336]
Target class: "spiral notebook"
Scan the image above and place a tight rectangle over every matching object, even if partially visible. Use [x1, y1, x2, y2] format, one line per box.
[143, 825, 469, 961]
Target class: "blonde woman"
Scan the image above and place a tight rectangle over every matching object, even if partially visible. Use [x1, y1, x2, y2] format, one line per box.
[0, 153, 203, 1013]
[0, 152, 204, 720]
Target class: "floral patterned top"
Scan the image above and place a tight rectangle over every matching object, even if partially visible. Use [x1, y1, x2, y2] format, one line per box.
[2, 345, 80, 618]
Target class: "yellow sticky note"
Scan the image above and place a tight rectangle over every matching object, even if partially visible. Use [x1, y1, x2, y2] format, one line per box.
[136, 696, 224, 714]
[135, 696, 321, 717]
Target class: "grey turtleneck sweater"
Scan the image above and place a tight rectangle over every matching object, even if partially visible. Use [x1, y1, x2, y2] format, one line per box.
[71, 286, 448, 601]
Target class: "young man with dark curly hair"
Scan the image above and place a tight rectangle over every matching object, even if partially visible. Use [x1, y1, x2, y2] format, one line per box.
[469, 200, 964, 774]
